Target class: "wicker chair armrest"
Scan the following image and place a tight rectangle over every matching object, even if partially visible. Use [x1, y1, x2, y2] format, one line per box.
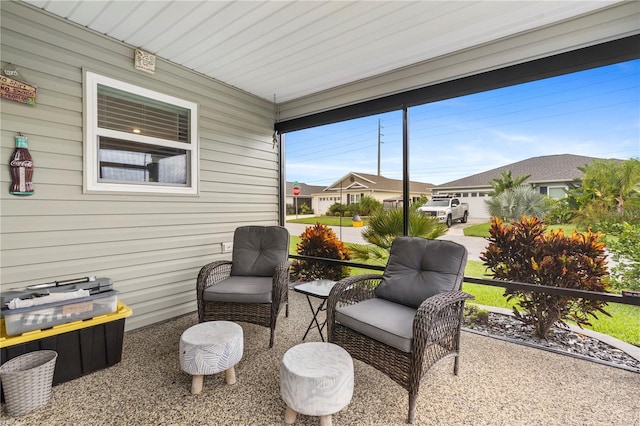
[413, 290, 474, 346]
[414, 290, 474, 324]
[327, 274, 382, 341]
[272, 260, 293, 302]
[196, 260, 232, 293]
[273, 260, 292, 286]
[328, 274, 382, 308]
[196, 260, 232, 322]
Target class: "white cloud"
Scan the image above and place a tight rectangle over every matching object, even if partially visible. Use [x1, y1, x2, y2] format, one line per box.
[490, 129, 537, 143]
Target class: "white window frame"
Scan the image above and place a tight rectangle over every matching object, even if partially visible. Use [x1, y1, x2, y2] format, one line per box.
[548, 186, 566, 199]
[84, 71, 198, 195]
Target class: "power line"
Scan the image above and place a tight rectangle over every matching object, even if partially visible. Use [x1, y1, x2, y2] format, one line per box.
[286, 67, 638, 152]
[286, 61, 639, 184]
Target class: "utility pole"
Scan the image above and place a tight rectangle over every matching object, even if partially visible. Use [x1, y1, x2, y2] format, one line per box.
[377, 119, 384, 176]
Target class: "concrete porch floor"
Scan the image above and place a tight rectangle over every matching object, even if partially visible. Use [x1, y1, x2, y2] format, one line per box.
[2, 290, 638, 425]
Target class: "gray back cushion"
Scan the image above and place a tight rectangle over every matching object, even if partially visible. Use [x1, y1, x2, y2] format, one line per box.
[374, 237, 467, 308]
[231, 226, 290, 277]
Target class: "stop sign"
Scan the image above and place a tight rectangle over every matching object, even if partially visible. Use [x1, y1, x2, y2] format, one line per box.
[292, 186, 300, 196]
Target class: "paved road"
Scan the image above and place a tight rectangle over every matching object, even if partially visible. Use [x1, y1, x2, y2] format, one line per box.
[285, 220, 488, 261]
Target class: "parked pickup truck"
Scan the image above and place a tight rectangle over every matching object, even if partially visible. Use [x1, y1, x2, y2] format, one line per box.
[418, 196, 469, 227]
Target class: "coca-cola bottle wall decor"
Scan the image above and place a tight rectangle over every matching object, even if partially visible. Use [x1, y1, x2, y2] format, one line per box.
[9, 132, 34, 196]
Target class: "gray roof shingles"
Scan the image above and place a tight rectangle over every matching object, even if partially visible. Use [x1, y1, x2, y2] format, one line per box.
[327, 172, 434, 192]
[287, 173, 434, 196]
[435, 154, 620, 189]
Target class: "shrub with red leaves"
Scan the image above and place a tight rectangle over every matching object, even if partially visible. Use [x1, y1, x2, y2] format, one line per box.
[480, 215, 611, 339]
[291, 223, 351, 281]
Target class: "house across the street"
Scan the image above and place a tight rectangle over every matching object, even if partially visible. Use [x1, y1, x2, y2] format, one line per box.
[313, 172, 434, 215]
[433, 154, 621, 219]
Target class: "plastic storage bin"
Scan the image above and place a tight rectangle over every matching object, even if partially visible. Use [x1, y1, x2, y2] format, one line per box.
[1, 302, 132, 402]
[0, 350, 57, 416]
[2, 290, 118, 336]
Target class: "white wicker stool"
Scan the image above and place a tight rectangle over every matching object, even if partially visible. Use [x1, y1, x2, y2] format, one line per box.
[280, 342, 354, 426]
[179, 321, 243, 394]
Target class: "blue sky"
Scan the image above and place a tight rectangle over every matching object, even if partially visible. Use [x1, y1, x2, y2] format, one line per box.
[285, 59, 640, 187]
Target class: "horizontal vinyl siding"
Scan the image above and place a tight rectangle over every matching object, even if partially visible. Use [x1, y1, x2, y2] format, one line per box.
[278, 1, 640, 121]
[0, 1, 278, 331]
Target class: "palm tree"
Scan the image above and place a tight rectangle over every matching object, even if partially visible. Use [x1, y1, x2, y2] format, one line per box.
[613, 159, 640, 214]
[349, 204, 447, 265]
[485, 184, 548, 222]
[489, 170, 531, 195]
[569, 158, 640, 227]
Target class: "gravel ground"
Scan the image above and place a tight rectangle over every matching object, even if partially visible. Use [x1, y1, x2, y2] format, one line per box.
[2, 290, 639, 425]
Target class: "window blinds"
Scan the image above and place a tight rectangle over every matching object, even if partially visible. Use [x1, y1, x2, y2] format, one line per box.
[97, 84, 190, 143]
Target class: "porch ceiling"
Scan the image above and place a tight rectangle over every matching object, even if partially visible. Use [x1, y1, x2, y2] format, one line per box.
[23, 0, 623, 103]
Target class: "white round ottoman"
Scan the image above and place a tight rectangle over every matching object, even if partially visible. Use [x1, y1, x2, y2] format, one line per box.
[179, 321, 243, 394]
[280, 342, 354, 426]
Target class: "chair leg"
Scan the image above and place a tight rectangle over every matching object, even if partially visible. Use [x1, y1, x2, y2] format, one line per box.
[286, 300, 289, 317]
[269, 327, 274, 348]
[454, 354, 460, 375]
[408, 393, 417, 423]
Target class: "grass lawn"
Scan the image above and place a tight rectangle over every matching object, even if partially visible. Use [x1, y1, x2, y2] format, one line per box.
[287, 216, 367, 227]
[289, 237, 639, 346]
[464, 221, 578, 237]
[463, 259, 639, 346]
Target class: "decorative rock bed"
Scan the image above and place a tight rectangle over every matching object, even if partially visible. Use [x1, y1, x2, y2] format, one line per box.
[463, 309, 640, 372]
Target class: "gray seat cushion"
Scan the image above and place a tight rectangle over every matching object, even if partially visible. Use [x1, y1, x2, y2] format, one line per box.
[202, 276, 273, 304]
[231, 226, 289, 277]
[374, 237, 467, 308]
[335, 298, 416, 353]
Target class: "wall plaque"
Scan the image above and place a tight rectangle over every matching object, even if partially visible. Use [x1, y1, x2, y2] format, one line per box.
[135, 49, 156, 74]
[1, 65, 37, 105]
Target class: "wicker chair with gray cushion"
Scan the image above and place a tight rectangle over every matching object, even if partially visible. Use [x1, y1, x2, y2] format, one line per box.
[196, 225, 291, 348]
[327, 237, 472, 423]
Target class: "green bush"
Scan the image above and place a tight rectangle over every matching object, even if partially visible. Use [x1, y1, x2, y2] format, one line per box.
[327, 202, 348, 216]
[291, 223, 351, 281]
[606, 222, 640, 292]
[545, 198, 575, 225]
[299, 203, 312, 214]
[287, 202, 313, 215]
[481, 216, 611, 339]
[359, 195, 382, 216]
[572, 203, 640, 232]
[327, 201, 366, 217]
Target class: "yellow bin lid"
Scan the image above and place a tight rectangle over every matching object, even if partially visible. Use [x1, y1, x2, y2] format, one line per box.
[1, 301, 132, 348]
